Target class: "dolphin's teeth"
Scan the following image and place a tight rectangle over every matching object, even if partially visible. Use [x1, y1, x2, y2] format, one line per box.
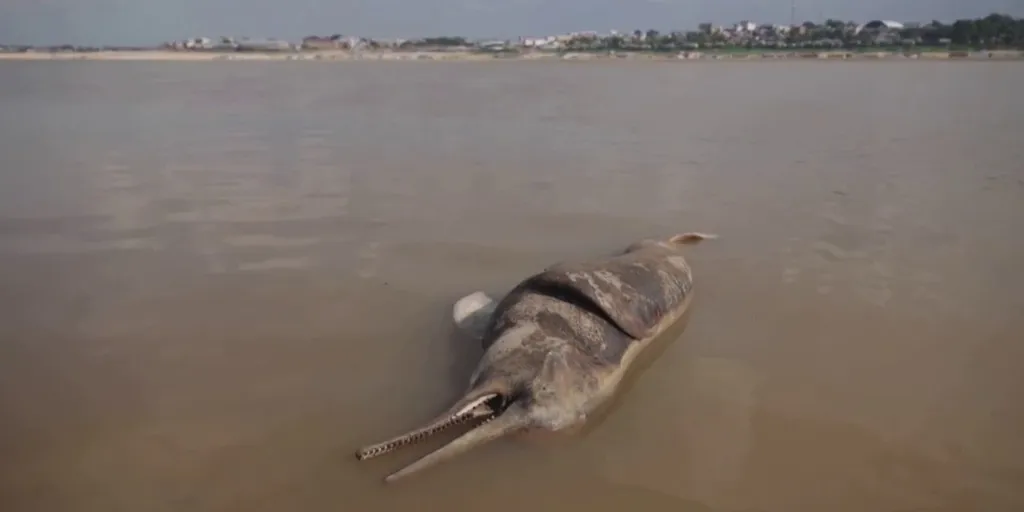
[356, 408, 501, 461]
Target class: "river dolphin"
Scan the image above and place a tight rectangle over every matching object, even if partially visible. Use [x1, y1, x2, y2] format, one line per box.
[355, 231, 717, 483]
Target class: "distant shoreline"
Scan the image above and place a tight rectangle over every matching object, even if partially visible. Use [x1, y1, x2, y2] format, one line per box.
[2, 49, 1023, 62]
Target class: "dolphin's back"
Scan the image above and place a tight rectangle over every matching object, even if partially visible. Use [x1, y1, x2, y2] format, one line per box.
[530, 249, 693, 340]
[481, 284, 634, 370]
[483, 247, 693, 357]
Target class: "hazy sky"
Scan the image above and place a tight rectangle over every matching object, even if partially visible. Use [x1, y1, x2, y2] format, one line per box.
[2, 0, 1022, 46]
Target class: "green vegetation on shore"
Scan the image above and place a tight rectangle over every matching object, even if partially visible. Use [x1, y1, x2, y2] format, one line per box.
[400, 13, 1024, 53]
[500, 14, 1023, 53]
[2, 13, 1021, 54]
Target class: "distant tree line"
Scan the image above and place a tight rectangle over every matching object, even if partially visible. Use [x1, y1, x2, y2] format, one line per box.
[917, 14, 1023, 46]
[584, 14, 1024, 51]
[400, 36, 470, 48]
[392, 13, 1023, 51]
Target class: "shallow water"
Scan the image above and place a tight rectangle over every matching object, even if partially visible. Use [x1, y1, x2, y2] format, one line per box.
[1, 60, 1023, 512]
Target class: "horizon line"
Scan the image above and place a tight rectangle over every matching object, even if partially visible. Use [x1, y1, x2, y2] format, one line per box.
[0, 12, 1018, 48]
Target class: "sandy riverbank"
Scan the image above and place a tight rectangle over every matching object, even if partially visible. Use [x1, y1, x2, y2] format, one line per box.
[2, 49, 1022, 62]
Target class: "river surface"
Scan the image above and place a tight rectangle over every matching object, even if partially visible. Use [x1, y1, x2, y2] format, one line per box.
[1, 61, 1022, 512]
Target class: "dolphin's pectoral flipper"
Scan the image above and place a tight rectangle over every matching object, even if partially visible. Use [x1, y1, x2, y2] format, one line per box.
[452, 291, 497, 341]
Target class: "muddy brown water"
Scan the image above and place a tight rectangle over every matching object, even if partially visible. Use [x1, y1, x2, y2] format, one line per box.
[1, 61, 1023, 512]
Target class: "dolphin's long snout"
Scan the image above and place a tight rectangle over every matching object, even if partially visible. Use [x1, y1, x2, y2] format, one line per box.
[354, 390, 501, 462]
[355, 410, 477, 461]
[383, 406, 528, 483]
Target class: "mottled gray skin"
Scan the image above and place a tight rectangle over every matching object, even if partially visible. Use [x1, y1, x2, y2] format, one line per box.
[472, 238, 697, 428]
[355, 232, 715, 483]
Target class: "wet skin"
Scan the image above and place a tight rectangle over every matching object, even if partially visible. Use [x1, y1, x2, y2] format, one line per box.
[354, 232, 716, 483]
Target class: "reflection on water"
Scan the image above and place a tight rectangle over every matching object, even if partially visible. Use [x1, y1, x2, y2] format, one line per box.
[1, 61, 1023, 512]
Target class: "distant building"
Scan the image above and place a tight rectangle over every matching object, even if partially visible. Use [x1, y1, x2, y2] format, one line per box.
[478, 40, 508, 50]
[855, 20, 905, 34]
[520, 36, 562, 49]
[184, 37, 213, 49]
[341, 36, 364, 49]
[236, 39, 293, 52]
[302, 35, 341, 50]
[854, 20, 906, 45]
[208, 41, 237, 51]
[735, 21, 757, 32]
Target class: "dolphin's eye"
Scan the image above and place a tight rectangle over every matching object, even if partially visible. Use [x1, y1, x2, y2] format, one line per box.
[485, 394, 506, 413]
[493, 388, 528, 411]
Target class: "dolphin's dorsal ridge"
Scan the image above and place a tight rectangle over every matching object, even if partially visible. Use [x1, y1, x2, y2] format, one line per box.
[528, 258, 671, 340]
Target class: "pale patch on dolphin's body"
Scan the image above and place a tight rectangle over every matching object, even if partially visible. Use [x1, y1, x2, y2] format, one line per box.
[452, 291, 497, 342]
[355, 231, 717, 483]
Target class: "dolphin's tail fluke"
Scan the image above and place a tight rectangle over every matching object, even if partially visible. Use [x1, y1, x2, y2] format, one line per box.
[669, 232, 718, 245]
